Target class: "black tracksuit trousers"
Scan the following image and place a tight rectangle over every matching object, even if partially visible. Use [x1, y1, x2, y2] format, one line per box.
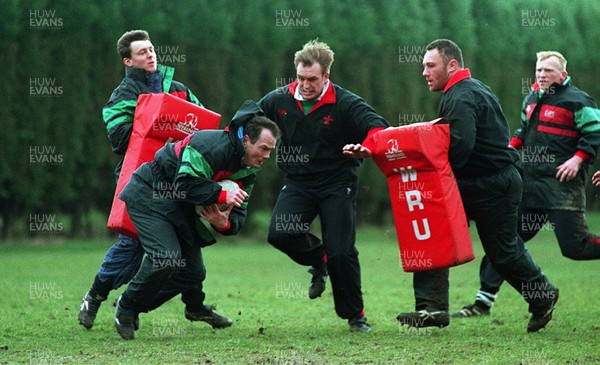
[413, 165, 557, 315]
[479, 206, 600, 295]
[267, 177, 364, 320]
[121, 204, 206, 314]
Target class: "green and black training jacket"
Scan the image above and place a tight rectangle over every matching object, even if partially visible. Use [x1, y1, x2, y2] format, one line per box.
[102, 64, 201, 179]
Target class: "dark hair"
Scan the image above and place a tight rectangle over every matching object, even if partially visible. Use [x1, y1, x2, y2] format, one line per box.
[245, 116, 281, 143]
[426, 39, 464, 68]
[117, 30, 150, 59]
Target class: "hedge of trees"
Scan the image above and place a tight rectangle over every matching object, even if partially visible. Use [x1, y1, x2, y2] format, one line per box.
[3, 0, 600, 239]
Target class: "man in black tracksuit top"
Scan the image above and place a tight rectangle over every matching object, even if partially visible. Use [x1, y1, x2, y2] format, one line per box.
[395, 39, 558, 333]
[259, 40, 388, 332]
[113, 101, 280, 339]
[455, 51, 600, 318]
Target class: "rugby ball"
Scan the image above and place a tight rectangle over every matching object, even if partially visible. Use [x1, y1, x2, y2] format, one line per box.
[216, 179, 239, 210]
[194, 179, 239, 215]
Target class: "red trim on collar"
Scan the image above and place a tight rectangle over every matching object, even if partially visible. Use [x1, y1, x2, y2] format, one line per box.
[443, 68, 471, 93]
[288, 80, 298, 96]
[288, 81, 306, 112]
[288, 80, 336, 114]
[287, 80, 298, 95]
[174, 134, 193, 158]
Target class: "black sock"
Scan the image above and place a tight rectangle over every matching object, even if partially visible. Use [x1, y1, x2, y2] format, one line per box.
[89, 275, 112, 300]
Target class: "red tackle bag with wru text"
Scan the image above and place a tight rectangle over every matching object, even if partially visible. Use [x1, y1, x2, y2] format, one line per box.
[107, 93, 221, 239]
[368, 118, 474, 272]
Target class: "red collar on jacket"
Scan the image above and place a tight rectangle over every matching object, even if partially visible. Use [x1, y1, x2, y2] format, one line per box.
[443, 68, 471, 93]
[530, 75, 571, 94]
[288, 80, 337, 114]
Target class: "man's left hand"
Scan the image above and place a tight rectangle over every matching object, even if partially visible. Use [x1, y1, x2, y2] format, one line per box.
[342, 144, 372, 159]
[555, 155, 583, 182]
[197, 204, 232, 229]
[592, 170, 600, 187]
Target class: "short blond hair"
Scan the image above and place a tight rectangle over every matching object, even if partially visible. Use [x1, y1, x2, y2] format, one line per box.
[537, 51, 567, 72]
[294, 39, 335, 74]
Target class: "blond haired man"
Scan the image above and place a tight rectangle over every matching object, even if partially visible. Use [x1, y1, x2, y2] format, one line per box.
[259, 40, 389, 332]
[455, 50, 600, 320]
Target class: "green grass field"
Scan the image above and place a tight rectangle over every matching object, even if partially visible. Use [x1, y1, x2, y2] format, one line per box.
[1, 215, 600, 364]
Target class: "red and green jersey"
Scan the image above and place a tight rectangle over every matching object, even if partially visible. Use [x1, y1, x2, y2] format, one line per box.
[512, 77, 600, 210]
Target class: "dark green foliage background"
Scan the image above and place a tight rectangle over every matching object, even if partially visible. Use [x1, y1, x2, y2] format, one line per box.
[3, 0, 600, 239]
